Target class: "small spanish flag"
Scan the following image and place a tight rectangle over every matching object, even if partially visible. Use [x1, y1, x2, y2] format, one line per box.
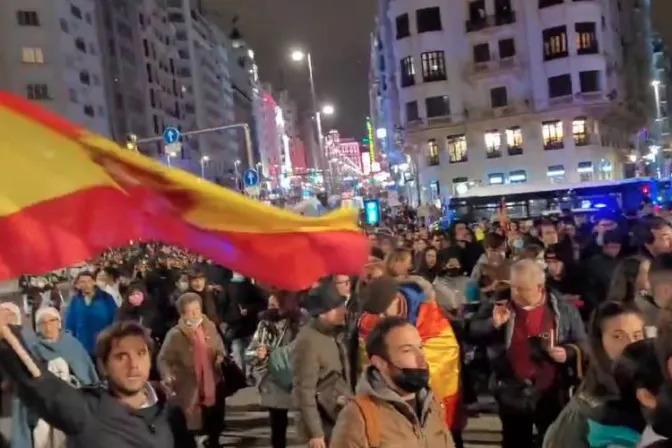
[0, 92, 369, 290]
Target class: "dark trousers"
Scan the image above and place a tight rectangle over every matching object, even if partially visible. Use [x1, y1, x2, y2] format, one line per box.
[498, 386, 563, 448]
[268, 408, 289, 448]
[451, 430, 464, 448]
[201, 384, 227, 445]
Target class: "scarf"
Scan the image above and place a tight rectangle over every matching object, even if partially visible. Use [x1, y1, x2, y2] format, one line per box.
[190, 324, 216, 409]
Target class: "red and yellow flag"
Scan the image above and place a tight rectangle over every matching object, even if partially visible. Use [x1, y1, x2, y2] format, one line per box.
[0, 92, 369, 290]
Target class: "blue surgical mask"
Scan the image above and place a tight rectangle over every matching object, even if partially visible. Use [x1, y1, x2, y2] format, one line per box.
[513, 239, 524, 250]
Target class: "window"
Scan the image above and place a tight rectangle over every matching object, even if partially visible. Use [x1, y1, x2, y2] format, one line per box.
[577, 161, 594, 182]
[83, 105, 95, 117]
[542, 120, 564, 150]
[85, 13, 92, 24]
[499, 38, 516, 58]
[405, 101, 419, 122]
[579, 70, 600, 92]
[146, 64, 153, 83]
[168, 13, 185, 23]
[75, 38, 87, 53]
[421, 51, 446, 82]
[509, 170, 527, 184]
[69, 88, 78, 103]
[576, 22, 598, 54]
[485, 130, 502, 158]
[573, 117, 588, 146]
[489, 173, 505, 185]
[26, 84, 49, 100]
[506, 126, 523, 155]
[396, 13, 410, 39]
[416, 7, 442, 33]
[543, 26, 568, 60]
[17, 10, 40, 26]
[79, 71, 90, 85]
[71, 5, 82, 19]
[21, 47, 44, 64]
[60, 18, 69, 32]
[143, 39, 149, 57]
[425, 95, 450, 117]
[490, 87, 508, 108]
[473, 43, 490, 63]
[539, 0, 564, 7]
[548, 74, 572, 98]
[547, 165, 566, 183]
[448, 134, 468, 163]
[426, 139, 440, 166]
[153, 115, 160, 134]
[400, 56, 415, 87]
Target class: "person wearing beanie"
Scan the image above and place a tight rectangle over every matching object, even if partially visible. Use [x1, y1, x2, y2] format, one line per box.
[11, 306, 98, 448]
[291, 281, 351, 447]
[355, 274, 463, 445]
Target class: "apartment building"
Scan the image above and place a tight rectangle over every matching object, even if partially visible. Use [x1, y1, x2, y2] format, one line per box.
[0, 0, 110, 136]
[378, 0, 653, 204]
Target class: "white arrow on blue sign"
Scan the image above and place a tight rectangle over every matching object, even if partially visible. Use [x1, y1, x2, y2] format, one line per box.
[162, 127, 180, 144]
[242, 168, 259, 187]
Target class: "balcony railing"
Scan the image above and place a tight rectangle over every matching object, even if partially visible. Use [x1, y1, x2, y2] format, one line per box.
[465, 11, 516, 33]
[467, 55, 523, 79]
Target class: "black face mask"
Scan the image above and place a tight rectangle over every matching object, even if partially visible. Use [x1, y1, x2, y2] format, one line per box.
[389, 365, 430, 393]
[443, 268, 462, 277]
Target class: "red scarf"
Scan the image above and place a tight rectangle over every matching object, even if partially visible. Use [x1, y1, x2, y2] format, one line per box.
[190, 324, 216, 408]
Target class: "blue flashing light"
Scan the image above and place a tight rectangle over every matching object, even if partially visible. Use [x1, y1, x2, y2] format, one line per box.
[594, 203, 607, 209]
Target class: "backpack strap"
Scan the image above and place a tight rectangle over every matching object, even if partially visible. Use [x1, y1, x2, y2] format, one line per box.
[352, 394, 381, 448]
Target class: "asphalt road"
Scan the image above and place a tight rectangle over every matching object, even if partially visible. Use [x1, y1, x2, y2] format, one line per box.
[222, 388, 502, 447]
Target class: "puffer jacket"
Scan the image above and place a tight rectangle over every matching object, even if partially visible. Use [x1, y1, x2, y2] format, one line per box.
[330, 366, 454, 448]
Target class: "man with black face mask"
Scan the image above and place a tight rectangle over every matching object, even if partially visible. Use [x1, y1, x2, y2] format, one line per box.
[331, 316, 454, 447]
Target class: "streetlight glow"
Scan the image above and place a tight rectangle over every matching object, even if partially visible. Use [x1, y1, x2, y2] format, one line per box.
[201, 155, 210, 162]
[290, 50, 305, 62]
[652, 80, 661, 87]
[322, 104, 335, 115]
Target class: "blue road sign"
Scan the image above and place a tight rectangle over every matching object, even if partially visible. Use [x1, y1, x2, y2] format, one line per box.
[243, 168, 259, 187]
[162, 127, 180, 144]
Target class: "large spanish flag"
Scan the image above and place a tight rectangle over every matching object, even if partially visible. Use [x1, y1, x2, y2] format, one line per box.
[0, 92, 369, 290]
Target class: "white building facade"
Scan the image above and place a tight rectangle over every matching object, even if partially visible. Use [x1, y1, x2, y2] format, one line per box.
[382, 0, 651, 204]
[0, 0, 111, 137]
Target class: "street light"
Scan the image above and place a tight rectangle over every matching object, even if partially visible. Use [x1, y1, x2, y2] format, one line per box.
[289, 47, 326, 177]
[322, 104, 335, 116]
[290, 50, 305, 62]
[200, 155, 210, 178]
[166, 152, 176, 167]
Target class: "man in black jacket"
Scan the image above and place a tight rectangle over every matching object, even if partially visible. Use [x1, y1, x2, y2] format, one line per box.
[0, 320, 195, 448]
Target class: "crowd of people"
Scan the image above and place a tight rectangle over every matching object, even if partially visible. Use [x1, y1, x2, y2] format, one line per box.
[1, 209, 672, 447]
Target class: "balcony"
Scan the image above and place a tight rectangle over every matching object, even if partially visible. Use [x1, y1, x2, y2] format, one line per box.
[465, 11, 516, 33]
[466, 55, 524, 80]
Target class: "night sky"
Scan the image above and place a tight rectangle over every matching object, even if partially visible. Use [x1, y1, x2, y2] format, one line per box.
[205, 0, 377, 139]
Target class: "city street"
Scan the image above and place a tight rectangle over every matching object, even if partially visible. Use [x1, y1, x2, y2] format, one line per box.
[223, 388, 502, 447]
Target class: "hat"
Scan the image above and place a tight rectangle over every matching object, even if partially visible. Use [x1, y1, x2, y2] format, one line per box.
[0, 302, 21, 325]
[35, 307, 61, 325]
[303, 282, 345, 317]
[186, 268, 206, 279]
[361, 276, 400, 315]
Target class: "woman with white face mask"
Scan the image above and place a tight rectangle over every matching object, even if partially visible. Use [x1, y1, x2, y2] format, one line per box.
[157, 293, 227, 446]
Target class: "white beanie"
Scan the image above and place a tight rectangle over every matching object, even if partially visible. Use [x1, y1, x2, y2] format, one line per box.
[0, 302, 21, 325]
[35, 307, 61, 325]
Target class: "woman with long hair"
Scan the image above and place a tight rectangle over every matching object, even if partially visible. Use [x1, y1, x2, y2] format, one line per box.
[543, 301, 645, 447]
[245, 291, 304, 448]
[416, 247, 441, 282]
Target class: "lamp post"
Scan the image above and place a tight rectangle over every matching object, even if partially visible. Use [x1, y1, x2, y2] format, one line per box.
[166, 152, 175, 167]
[200, 155, 209, 178]
[652, 80, 663, 178]
[234, 159, 241, 190]
[290, 49, 326, 173]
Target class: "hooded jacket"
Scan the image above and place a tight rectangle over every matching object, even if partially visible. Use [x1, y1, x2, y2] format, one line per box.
[355, 276, 460, 428]
[330, 366, 454, 448]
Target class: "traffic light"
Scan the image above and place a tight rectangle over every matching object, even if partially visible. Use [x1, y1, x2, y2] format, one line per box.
[124, 133, 138, 151]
